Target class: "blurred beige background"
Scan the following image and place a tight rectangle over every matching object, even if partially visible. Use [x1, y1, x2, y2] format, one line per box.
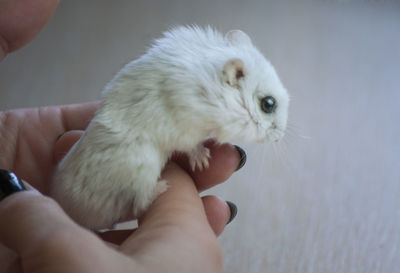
[1, 1, 400, 272]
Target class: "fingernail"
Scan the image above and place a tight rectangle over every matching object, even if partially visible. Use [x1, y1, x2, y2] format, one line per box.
[226, 201, 238, 224]
[56, 132, 65, 141]
[0, 170, 26, 202]
[234, 145, 247, 171]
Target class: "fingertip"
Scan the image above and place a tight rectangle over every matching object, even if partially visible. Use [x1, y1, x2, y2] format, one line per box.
[54, 130, 83, 163]
[194, 142, 241, 192]
[0, 0, 60, 53]
[172, 141, 241, 192]
[202, 195, 231, 236]
[207, 142, 242, 176]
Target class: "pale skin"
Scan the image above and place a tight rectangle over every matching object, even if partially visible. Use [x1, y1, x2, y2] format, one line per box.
[0, 1, 243, 272]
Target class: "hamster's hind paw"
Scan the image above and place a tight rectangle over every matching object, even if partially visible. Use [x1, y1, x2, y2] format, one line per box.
[188, 144, 211, 171]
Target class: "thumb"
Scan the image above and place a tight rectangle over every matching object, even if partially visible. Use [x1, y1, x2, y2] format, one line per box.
[0, 174, 82, 258]
[0, 171, 128, 273]
[0, 191, 71, 257]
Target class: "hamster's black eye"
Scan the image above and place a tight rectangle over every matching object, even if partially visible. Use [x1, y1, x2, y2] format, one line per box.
[260, 96, 277, 114]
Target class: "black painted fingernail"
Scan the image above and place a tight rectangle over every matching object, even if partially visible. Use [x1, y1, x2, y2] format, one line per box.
[0, 170, 26, 202]
[226, 201, 238, 225]
[234, 145, 247, 171]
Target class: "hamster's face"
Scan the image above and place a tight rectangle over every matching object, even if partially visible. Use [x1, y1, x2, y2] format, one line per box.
[215, 30, 289, 143]
[243, 63, 289, 143]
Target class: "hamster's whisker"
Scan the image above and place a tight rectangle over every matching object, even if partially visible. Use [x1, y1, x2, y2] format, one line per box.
[286, 123, 312, 140]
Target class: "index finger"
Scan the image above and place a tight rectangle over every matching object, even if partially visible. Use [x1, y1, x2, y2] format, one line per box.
[119, 163, 217, 254]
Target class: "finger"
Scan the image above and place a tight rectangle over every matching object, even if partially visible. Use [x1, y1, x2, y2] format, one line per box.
[173, 140, 243, 192]
[201, 195, 231, 236]
[0, 185, 110, 260]
[54, 130, 84, 163]
[99, 195, 234, 245]
[0, 190, 77, 256]
[59, 101, 100, 131]
[0, 188, 122, 273]
[120, 162, 216, 254]
[139, 162, 207, 229]
[0, 173, 87, 257]
[0, 0, 59, 61]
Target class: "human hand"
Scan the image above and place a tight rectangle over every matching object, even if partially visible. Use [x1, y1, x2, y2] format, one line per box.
[0, 103, 245, 273]
[0, 150, 242, 273]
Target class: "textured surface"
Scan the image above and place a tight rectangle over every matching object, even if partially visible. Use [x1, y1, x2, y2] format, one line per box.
[1, 1, 400, 272]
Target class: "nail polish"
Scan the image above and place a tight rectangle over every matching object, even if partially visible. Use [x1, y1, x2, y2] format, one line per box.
[226, 201, 238, 224]
[234, 145, 247, 171]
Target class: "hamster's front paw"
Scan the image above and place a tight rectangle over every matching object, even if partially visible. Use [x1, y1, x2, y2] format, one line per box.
[154, 179, 169, 197]
[188, 144, 211, 171]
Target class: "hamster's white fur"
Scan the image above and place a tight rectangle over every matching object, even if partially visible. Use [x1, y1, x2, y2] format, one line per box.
[51, 26, 289, 229]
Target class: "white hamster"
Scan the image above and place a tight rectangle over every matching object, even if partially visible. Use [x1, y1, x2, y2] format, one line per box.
[51, 26, 290, 229]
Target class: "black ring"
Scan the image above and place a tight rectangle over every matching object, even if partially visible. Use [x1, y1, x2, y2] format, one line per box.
[0, 169, 26, 202]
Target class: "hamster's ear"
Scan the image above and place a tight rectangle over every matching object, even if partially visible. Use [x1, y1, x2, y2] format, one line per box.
[225, 30, 252, 46]
[223, 58, 245, 87]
